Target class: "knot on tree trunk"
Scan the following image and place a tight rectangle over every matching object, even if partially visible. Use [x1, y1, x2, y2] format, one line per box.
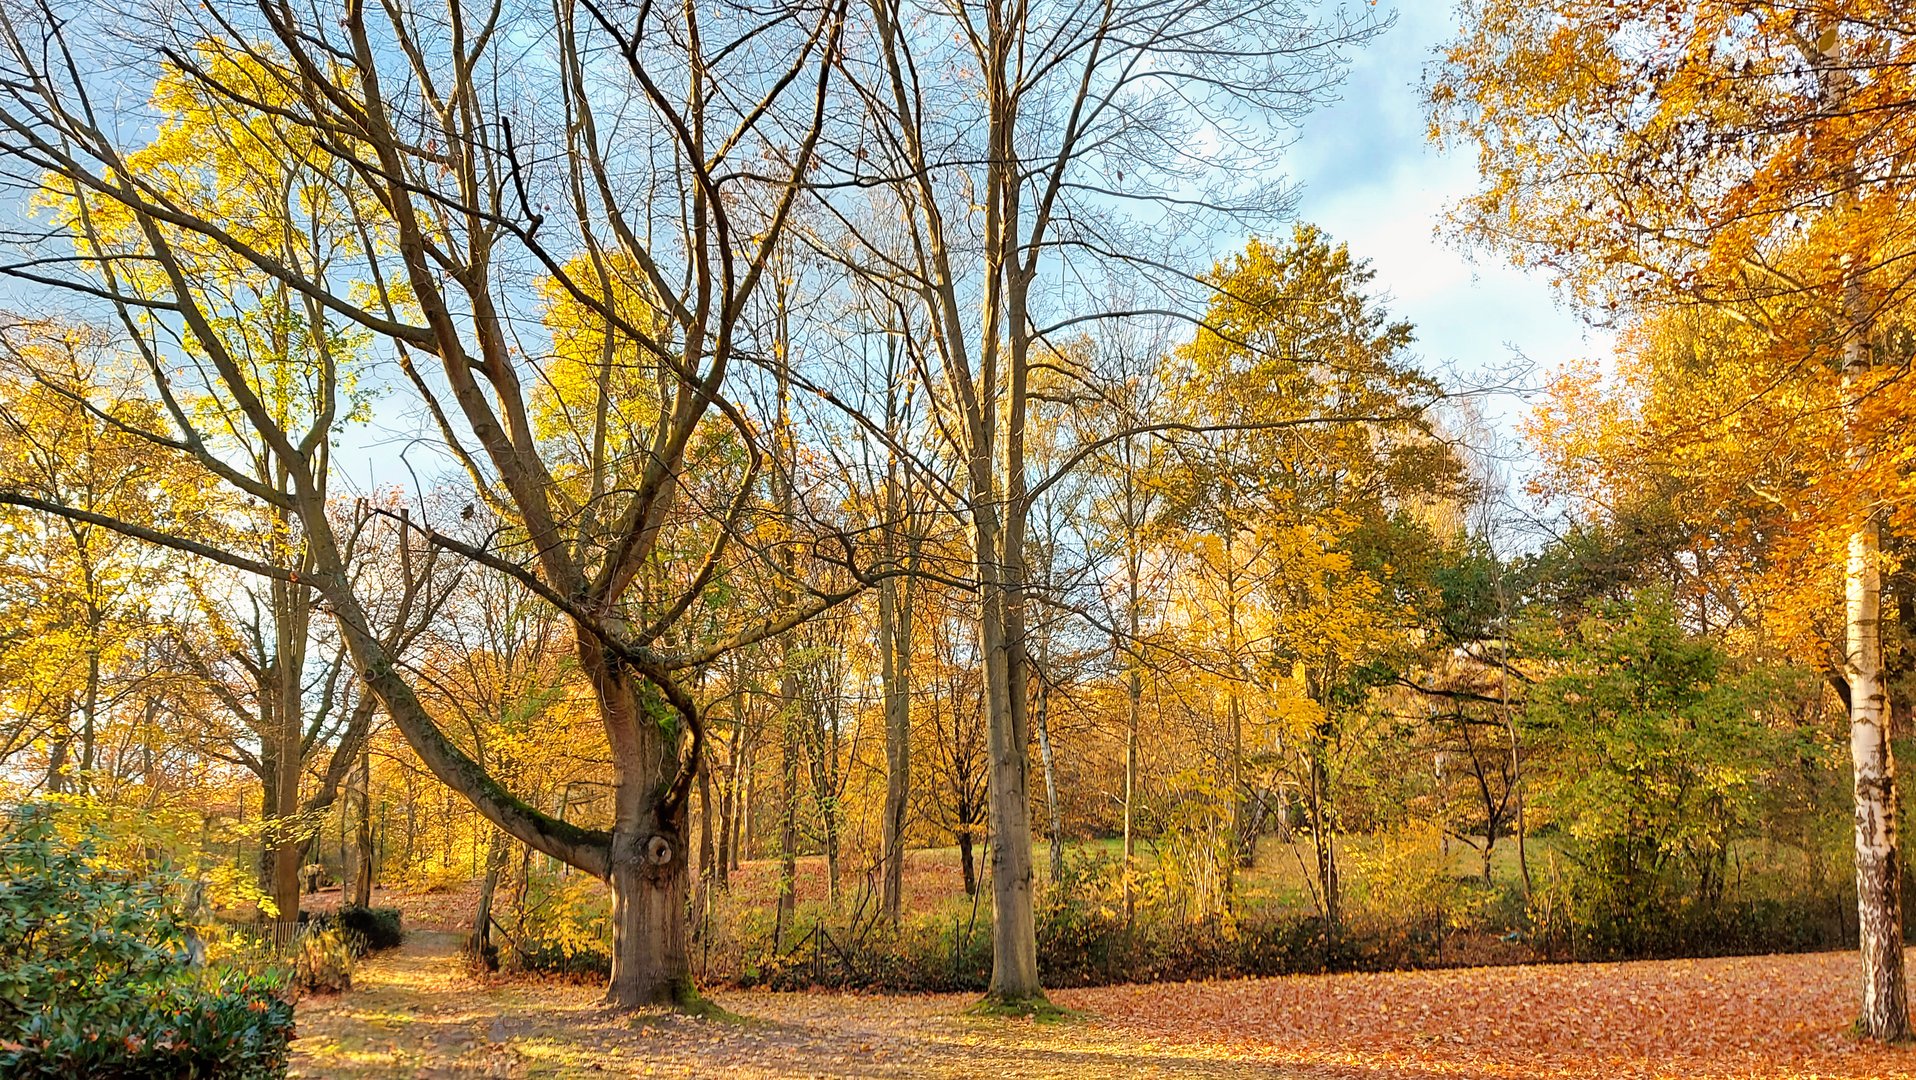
[645, 835, 673, 866]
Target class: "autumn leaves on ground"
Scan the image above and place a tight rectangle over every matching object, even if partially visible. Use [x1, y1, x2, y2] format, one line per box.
[292, 925, 1912, 1079]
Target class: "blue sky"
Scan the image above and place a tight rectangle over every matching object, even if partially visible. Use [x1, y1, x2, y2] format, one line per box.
[1283, 2, 1613, 444]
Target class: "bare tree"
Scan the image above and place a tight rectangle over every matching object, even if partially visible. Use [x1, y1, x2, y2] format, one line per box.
[816, 0, 1384, 1004]
[0, 0, 846, 1007]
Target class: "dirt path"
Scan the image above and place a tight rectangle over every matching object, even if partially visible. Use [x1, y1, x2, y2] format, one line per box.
[291, 934, 1916, 1078]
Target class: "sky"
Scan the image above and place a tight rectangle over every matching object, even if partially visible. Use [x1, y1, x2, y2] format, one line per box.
[1282, 2, 1615, 450]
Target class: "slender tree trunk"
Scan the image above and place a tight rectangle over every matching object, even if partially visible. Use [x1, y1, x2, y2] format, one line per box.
[1229, 690, 1249, 872]
[696, 758, 715, 932]
[958, 827, 977, 896]
[352, 746, 374, 907]
[269, 664, 304, 946]
[736, 733, 754, 872]
[1494, 574, 1531, 901]
[1505, 692, 1531, 899]
[45, 733, 67, 795]
[880, 570, 913, 923]
[1801, 43, 1912, 1038]
[826, 825, 842, 904]
[78, 604, 101, 793]
[716, 748, 735, 891]
[1034, 675, 1064, 890]
[1846, 308, 1909, 1040]
[1117, 451, 1146, 926]
[469, 828, 508, 967]
[820, 748, 842, 905]
[717, 664, 744, 890]
[1123, 644, 1141, 926]
[1309, 731, 1339, 935]
[775, 684, 799, 950]
[879, 344, 917, 925]
[979, 538, 1041, 1001]
[772, 328, 800, 948]
[1223, 531, 1252, 875]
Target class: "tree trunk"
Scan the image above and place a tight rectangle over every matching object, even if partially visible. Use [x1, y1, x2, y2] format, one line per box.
[1847, 355, 1909, 1040]
[775, 684, 799, 950]
[826, 829, 842, 904]
[716, 750, 735, 891]
[270, 836, 302, 948]
[772, 344, 801, 945]
[1123, 642, 1140, 926]
[979, 559, 1041, 1002]
[1119, 473, 1146, 925]
[1310, 738, 1340, 936]
[1229, 689, 1251, 872]
[591, 663, 695, 1009]
[716, 665, 744, 891]
[78, 604, 102, 794]
[958, 827, 977, 896]
[696, 759, 715, 936]
[1034, 676, 1064, 890]
[352, 746, 374, 907]
[1813, 43, 1910, 1040]
[267, 694, 304, 946]
[736, 733, 754, 871]
[263, 563, 314, 949]
[1506, 690, 1531, 900]
[469, 828, 508, 967]
[605, 831, 691, 1007]
[880, 569, 913, 924]
[45, 732, 68, 795]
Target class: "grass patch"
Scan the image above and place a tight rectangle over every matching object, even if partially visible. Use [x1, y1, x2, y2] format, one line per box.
[965, 994, 1080, 1023]
[672, 982, 743, 1022]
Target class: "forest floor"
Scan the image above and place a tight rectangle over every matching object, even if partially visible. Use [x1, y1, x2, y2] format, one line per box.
[289, 930, 1916, 1079]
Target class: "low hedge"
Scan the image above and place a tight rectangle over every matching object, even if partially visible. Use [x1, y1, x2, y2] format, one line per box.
[299, 905, 404, 955]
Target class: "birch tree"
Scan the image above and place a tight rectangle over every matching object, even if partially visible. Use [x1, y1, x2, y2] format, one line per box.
[1434, 0, 1916, 1037]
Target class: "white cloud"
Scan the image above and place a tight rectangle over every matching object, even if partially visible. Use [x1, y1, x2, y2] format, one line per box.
[1286, 2, 1615, 417]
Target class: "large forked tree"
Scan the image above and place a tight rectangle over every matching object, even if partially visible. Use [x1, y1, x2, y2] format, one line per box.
[821, 0, 1385, 1003]
[0, 0, 845, 1006]
[1433, 0, 1916, 1038]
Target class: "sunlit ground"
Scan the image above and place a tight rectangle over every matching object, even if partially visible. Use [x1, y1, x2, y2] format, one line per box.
[290, 931, 1916, 1079]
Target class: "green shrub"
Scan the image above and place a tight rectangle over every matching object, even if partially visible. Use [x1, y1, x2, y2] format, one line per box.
[0, 974, 294, 1079]
[302, 905, 404, 955]
[336, 905, 405, 952]
[1528, 851, 1850, 961]
[0, 802, 294, 1079]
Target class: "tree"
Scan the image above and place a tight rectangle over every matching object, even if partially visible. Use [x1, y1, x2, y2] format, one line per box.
[1523, 590, 1797, 952]
[1156, 229, 1462, 920]
[0, 344, 200, 796]
[0, 0, 849, 1007]
[827, 0, 1386, 1006]
[1434, 2, 1916, 1034]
